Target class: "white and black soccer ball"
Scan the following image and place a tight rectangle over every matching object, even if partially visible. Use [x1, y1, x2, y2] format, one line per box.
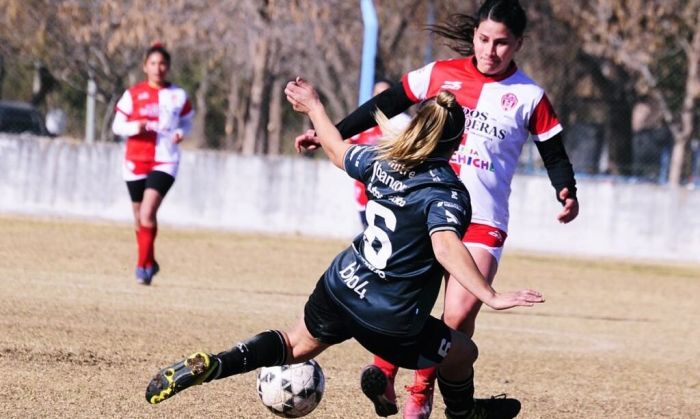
[256, 359, 325, 418]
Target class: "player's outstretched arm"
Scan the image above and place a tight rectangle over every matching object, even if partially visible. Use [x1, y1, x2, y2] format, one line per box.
[431, 231, 545, 310]
[292, 82, 414, 153]
[285, 77, 350, 170]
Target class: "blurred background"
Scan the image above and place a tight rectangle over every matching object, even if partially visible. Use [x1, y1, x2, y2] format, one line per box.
[0, 0, 698, 187]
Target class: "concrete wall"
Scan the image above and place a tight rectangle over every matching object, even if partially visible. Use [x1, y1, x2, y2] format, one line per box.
[507, 175, 700, 263]
[0, 135, 359, 238]
[1, 136, 698, 264]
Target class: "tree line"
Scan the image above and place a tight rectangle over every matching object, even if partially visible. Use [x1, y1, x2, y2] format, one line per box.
[1, 0, 698, 185]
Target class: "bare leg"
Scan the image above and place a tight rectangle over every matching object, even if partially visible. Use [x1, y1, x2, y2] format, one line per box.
[285, 316, 332, 363]
[131, 202, 141, 232]
[139, 188, 163, 228]
[442, 246, 499, 336]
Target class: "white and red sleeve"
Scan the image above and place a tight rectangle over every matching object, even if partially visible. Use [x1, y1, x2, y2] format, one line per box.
[112, 90, 141, 137]
[174, 98, 194, 137]
[528, 93, 562, 142]
[401, 62, 436, 103]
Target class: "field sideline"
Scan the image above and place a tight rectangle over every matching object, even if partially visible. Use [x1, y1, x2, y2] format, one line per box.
[1, 215, 698, 418]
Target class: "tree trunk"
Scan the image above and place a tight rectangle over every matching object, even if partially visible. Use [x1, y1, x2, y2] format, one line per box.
[668, 139, 689, 185]
[241, 37, 269, 156]
[191, 63, 211, 148]
[0, 55, 5, 99]
[668, 27, 700, 186]
[581, 56, 634, 176]
[99, 92, 118, 142]
[232, 96, 247, 153]
[223, 67, 240, 151]
[267, 76, 283, 155]
[605, 97, 633, 176]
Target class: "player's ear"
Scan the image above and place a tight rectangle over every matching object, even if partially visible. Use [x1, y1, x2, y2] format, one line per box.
[514, 37, 523, 52]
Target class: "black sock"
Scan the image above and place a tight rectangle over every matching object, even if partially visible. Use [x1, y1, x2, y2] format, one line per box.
[437, 369, 475, 417]
[214, 330, 288, 380]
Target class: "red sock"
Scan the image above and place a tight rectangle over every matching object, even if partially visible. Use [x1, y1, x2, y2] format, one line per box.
[137, 226, 156, 268]
[413, 366, 438, 390]
[149, 225, 158, 266]
[374, 355, 399, 380]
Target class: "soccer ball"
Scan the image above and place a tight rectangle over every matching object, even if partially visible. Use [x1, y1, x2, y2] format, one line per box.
[256, 359, 325, 418]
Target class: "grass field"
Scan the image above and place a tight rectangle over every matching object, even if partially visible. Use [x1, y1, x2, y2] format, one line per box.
[1, 215, 699, 418]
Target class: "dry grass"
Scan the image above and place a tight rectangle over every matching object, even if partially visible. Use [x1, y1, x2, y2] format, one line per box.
[0, 215, 698, 418]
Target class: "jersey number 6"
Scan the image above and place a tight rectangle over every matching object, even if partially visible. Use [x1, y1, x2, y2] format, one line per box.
[362, 201, 397, 270]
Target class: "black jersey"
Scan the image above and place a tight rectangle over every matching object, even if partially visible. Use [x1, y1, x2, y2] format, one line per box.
[323, 145, 471, 336]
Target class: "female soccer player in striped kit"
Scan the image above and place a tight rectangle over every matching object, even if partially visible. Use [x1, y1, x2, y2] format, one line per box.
[295, 1, 579, 417]
[112, 43, 194, 285]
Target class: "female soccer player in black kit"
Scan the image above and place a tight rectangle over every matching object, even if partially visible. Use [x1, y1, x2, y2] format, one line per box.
[144, 78, 544, 419]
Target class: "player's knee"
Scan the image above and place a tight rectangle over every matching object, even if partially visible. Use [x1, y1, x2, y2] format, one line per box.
[443, 310, 473, 331]
[444, 303, 482, 335]
[138, 210, 157, 227]
[285, 323, 325, 363]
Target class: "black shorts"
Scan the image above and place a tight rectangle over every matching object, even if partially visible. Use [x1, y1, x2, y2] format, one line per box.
[125, 170, 175, 203]
[304, 278, 452, 370]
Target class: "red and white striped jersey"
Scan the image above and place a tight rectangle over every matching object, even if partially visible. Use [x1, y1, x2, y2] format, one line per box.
[113, 81, 194, 166]
[402, 57, 562, 232]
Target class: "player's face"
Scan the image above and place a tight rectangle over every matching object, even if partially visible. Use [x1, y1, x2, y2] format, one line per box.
[143, 53, 169, 86]
[473, 19, 522, 76]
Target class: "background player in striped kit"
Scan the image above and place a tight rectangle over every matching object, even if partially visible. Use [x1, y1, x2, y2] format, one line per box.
[112, 43, 194, 285]
[295, 1, 579, 417]
[144, 78, 544, 419]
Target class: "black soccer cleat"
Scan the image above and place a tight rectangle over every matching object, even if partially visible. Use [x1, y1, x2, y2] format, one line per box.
[445, 394, 521, 419]
[360, 365, 398, 417]
[146, 352, 220, 404]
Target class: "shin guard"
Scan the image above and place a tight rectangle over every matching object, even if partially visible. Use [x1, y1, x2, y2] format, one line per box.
[215, 330, 288, 379]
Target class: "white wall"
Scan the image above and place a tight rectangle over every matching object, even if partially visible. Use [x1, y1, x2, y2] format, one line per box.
[508, 175, 700, 263]
[0, 136, 360, 238]
[1, 136, 698, 264]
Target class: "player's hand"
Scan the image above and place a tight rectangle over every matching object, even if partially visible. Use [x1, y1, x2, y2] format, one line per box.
[136, 120, 149, 133]
[294, 129, 321, 153]
[285, 77, 322, 114]
[172, 131, 184, 144]
[557, 187, 579, 223]
[486, 289, 545, 310]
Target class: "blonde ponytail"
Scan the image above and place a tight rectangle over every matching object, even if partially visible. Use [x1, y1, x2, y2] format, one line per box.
[375, 91, 463, 170]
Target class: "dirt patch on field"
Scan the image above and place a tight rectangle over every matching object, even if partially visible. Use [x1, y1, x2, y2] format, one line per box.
[0, 216, 698, 418]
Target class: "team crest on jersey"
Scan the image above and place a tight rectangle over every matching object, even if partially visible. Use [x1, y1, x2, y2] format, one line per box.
[137, 92, 150, 101]
[441, 80, 462, 91]
[501, 93, 518, 111]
